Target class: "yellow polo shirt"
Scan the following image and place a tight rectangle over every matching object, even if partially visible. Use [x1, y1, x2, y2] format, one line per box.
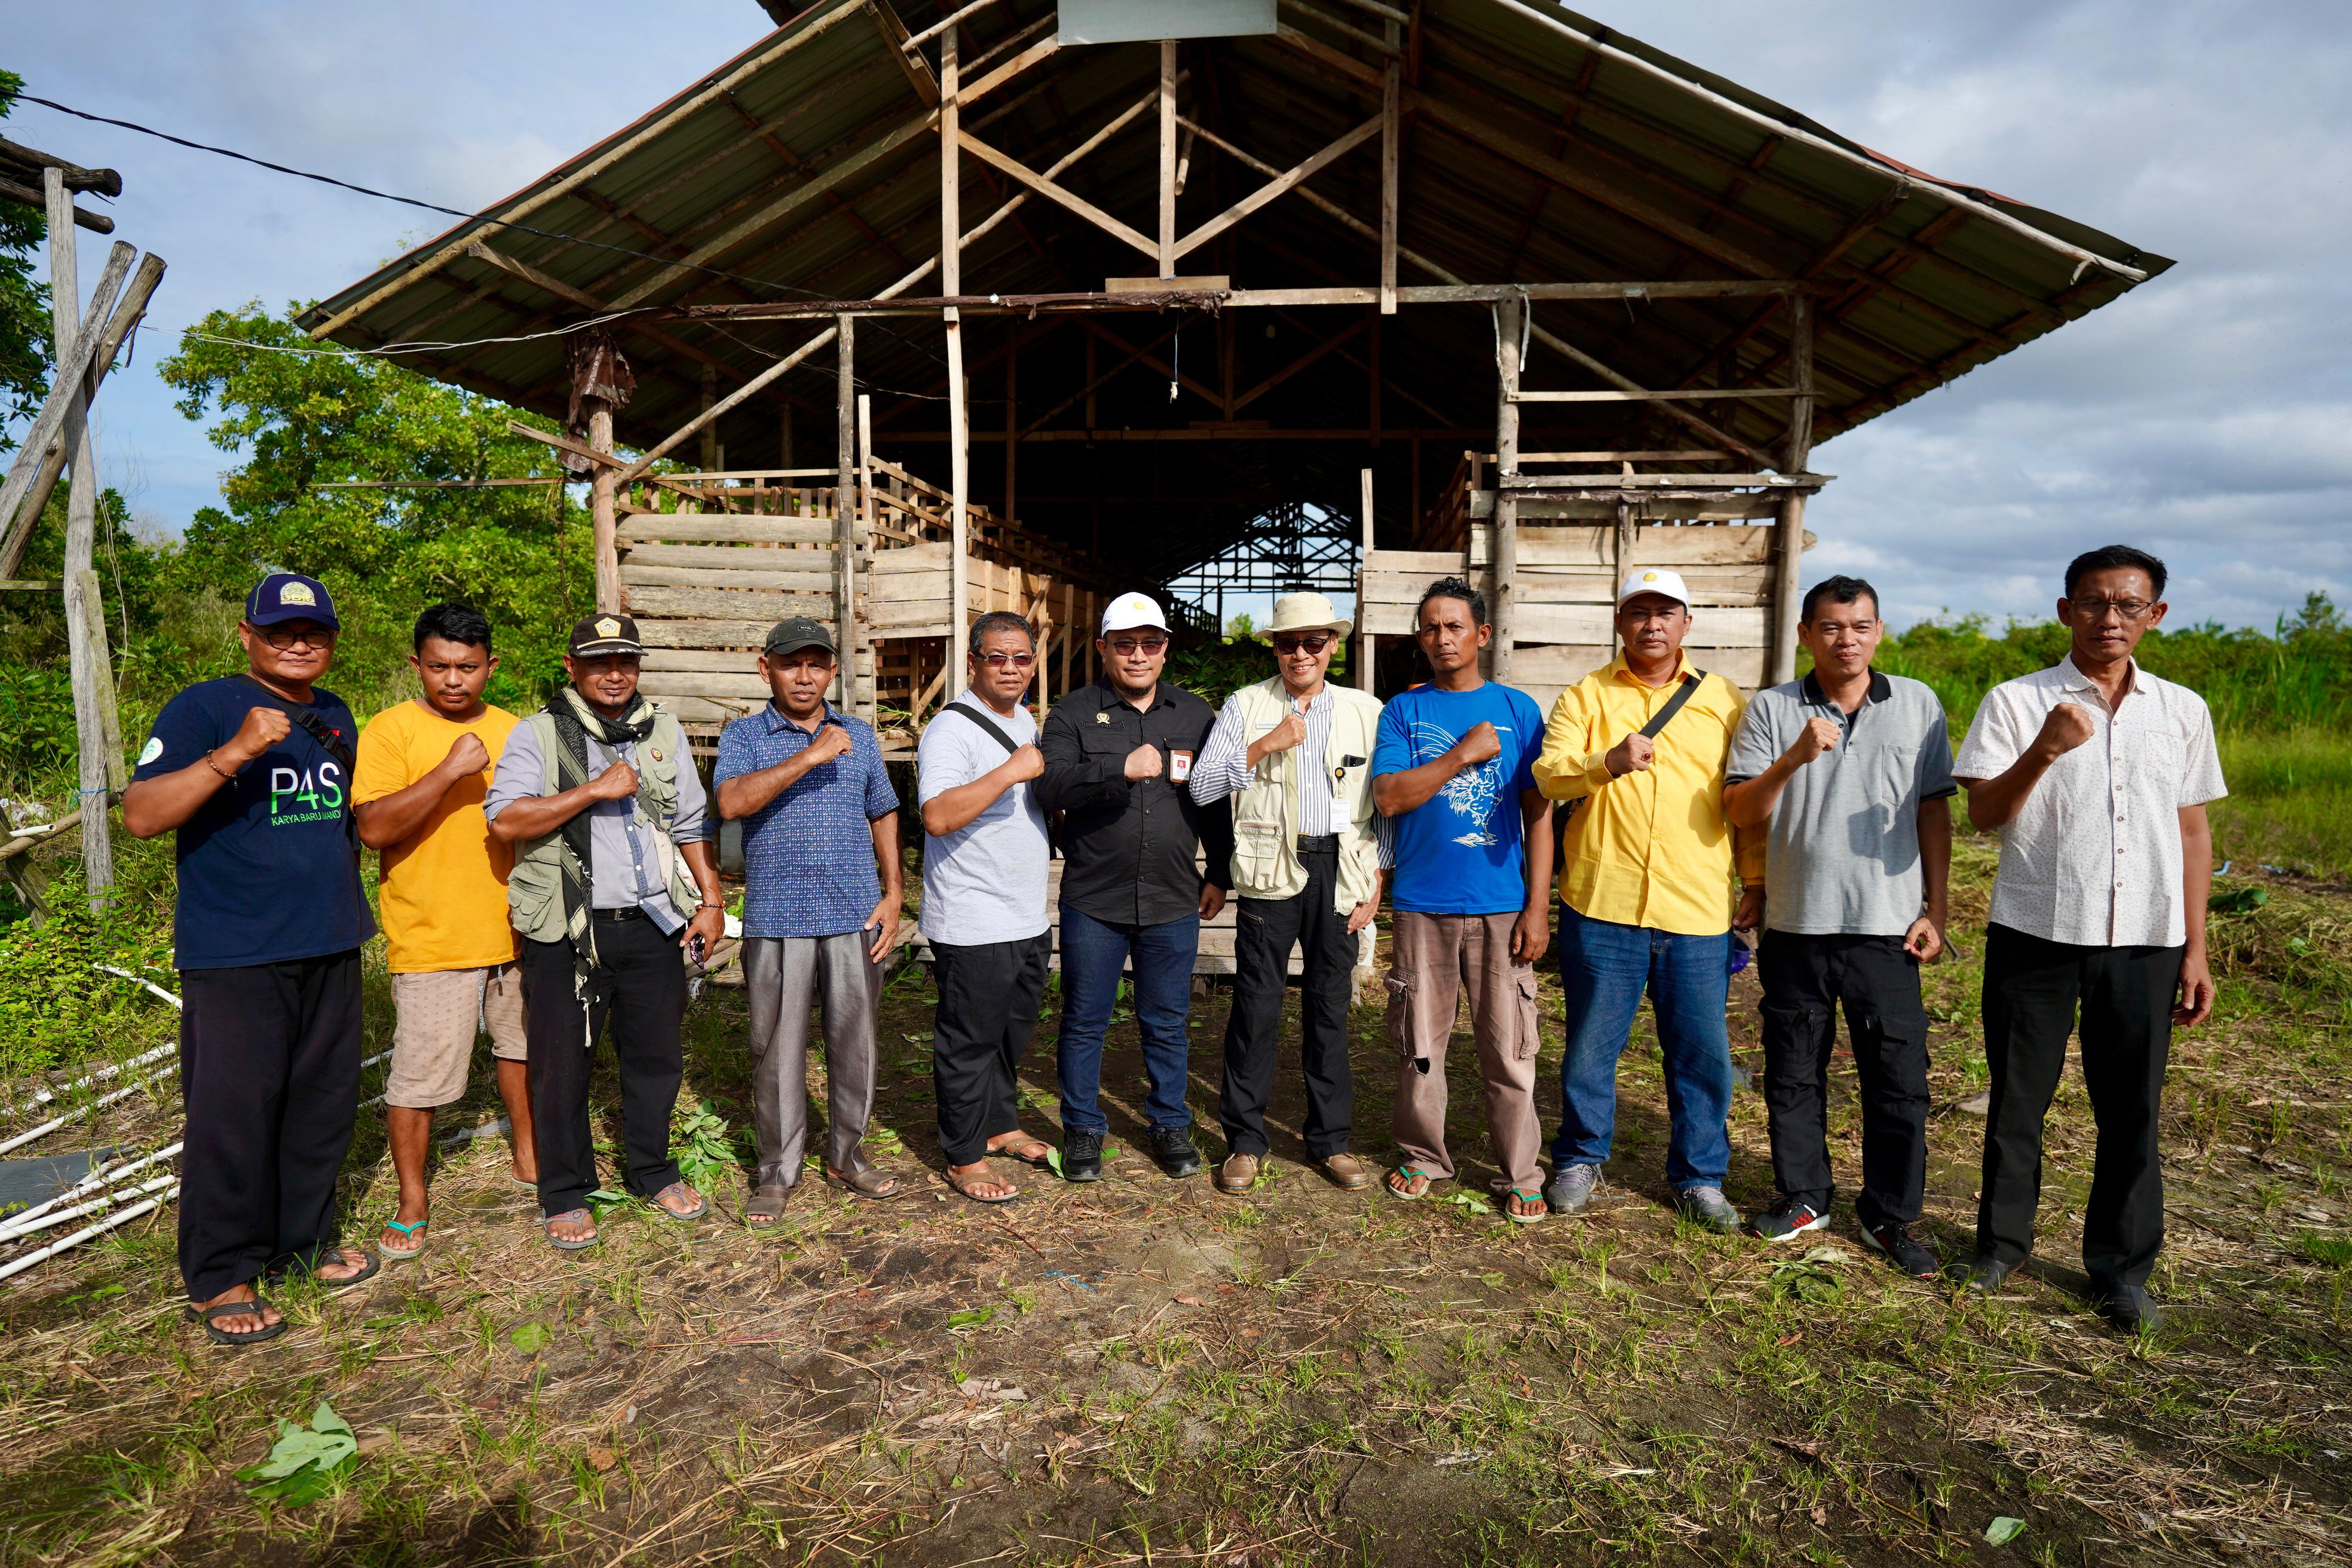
[1532, 655, 1761, 936]
[352, 700, 522, 973]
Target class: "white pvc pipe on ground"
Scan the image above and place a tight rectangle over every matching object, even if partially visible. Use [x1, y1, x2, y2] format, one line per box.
[0, 1139, 183, 1233]
[0, 1173, 176, 1244]
[0, 1185, 176, 1284]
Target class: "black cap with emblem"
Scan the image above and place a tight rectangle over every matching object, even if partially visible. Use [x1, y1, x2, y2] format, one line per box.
[568, 613, 642, 656]
[761, 615, 836, 659]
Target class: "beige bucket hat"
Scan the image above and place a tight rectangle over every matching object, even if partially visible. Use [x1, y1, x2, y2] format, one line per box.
[1263, 590, 1351, 638]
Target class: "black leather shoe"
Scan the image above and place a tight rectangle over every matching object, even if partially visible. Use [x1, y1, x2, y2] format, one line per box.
[1061, 1131, 1103, 1183]
[1952, 1254, 2014, 1296]
[1148, 1126, 1202, 1178]
[2092, 1284, 2164, 1336]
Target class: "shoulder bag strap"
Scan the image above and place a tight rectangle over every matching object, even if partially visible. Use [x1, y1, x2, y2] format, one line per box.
[232, 673, 356, 774]
[1636, 670, 1708, 742]
[936, 700, 1020, 756]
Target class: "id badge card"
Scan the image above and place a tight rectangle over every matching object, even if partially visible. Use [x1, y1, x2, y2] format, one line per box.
[1169, 748, 1194, 783]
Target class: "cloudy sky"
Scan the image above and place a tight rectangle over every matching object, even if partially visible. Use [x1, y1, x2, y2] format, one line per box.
[11, 0, 2347, 630]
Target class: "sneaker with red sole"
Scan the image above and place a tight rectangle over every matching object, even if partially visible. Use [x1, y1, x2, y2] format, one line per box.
[1861, 1220, 1941, 1279]
[1745, 1196, 1830, 1243]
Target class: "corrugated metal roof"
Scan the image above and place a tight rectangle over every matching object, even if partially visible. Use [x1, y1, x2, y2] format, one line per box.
[304, 0, 2170, 578]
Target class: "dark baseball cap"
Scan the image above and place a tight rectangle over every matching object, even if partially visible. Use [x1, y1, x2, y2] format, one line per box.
[762, 616, 836, 658]
[245, 572, 340, 630]
[568, 612, 643, 657]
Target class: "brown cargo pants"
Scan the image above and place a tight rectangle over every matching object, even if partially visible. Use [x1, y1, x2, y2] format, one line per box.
[1386, 911, 1543, 1193]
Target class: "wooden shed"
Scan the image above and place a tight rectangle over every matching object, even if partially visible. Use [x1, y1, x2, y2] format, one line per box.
[303, 0, 2169, 732]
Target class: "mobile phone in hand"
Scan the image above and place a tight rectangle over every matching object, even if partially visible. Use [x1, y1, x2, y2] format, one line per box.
[689, 933, 707, 964]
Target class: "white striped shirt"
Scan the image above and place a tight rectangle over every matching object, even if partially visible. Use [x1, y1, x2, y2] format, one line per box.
[1192, 685, 1392, 866]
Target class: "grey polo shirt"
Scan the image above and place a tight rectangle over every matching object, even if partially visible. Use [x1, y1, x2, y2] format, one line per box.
[1727, 672, 1956, 938]
[485, 719, 710, 920]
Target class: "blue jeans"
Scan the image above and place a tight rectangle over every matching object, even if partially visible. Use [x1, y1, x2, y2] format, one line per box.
[1055, 904, 1201, 1134]
[1551, 905, 1735, 1189]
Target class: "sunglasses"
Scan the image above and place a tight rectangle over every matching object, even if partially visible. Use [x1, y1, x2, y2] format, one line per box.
[1107, 637, 1169, 656]
[1271, 633, 1336, 656]
[256, 624, 336, 650]
[978, 651, 1036, 669]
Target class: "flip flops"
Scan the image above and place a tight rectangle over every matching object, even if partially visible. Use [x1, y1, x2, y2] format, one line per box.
[273, 1248, 380, 1293]
[1385, 1165, 1434, 1200]
[1500, 1187, 1548, 1226]
[544, 1209, 599, 1251]
[652, 1182, 710, 1221]
[987, 1134, 1055, 1169]
[378, 1217, 428, 1260]
[184, 1295, 288, 1348]
[943, 1166, 1019, 1204]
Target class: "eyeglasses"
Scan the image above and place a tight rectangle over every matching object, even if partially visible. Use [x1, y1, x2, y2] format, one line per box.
[978, 651, 1036, 669]
[1271, 633, 1336, 656]
[256, 624, 335, 650]
[1107, 637, 1168, 656]
[2069, 598, 2156, 623]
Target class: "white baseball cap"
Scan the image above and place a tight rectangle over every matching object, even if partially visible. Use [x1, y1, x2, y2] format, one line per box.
[1100, 592, 1170, 635]
[1616, 568, 1691, 608]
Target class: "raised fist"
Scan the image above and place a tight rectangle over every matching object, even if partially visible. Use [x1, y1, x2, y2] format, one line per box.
[1124, 743, 1164, 782]
[1788, 715, 1841, 765]
[1007, 743, 1045, 782]
[2034, 702, 2097, 760]
[1454, 721, 1502, 766]
[589, 758, 641, 802]
[225, 706, 293, 765]
[806, 724, 856, 766]
[442, 732, 491, 777]
[1248, 710, 1308, 767]
[1606, 731, 1655, 777]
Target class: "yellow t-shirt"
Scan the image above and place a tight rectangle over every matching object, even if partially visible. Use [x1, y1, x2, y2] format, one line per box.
[353, 700, 522, 973]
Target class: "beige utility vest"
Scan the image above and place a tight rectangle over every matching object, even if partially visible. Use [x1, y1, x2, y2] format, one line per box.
[506, 706, 699, 943]
[1226, 676, 1384, 911]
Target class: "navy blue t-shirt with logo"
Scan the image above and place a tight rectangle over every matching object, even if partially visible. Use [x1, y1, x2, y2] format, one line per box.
[133, 677, 376, 970]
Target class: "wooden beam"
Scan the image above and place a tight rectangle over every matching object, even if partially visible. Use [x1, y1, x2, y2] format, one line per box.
[1358, 466, 1377, 691]
[1229, 314, 1372, 414]
[1159, 41, 1178, 278]
[958, 33, 1061, 108]
[1379, 56, 1400, 315]
[1771, 293, 1814, 685]
[1511, 386, 1803, 402]
[1493, 292, 1523, 684]
[958, 130, 1158, 261]
[1074, 317, 1223, 408]
[943, 27, 971, 660]
[837, 314, 858, 706]
[0, 243, 133, 571]
[0, 176, 111, 232]
[1172, 116, 1382, 261]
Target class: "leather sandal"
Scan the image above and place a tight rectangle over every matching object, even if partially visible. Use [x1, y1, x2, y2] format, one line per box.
[745, 1184, 792, 1225]
[823, 1166, 902, 1200]
[944, 1165, 1020, 1204]
[1214, 1153, 1260, 1195]
[987, 1132, 1055, 1168]
[1318, 1153, 1372, 1191]
[281, 1247, 379, 1293]
[652, 1182, 709, 1221]
[544, 1208, 599, 1251]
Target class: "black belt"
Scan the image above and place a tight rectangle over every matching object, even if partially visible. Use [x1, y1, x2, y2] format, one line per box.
[592, 906, 644, 921]
[1295, 834, 1340, 853]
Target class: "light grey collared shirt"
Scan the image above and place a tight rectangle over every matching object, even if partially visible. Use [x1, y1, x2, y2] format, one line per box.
[486, 718, 711, 921]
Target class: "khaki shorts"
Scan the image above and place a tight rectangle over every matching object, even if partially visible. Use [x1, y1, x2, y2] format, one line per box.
[385, 962, 528, 1110]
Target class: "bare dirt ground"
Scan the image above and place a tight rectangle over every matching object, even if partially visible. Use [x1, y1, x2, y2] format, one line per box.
[4, 841, 2350, 1566]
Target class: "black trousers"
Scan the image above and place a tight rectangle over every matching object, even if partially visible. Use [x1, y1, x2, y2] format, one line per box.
[520, 914, 686, 1218]
[1758, 930, 1931, 1228]
[1220, 847, 1356, 1160]
[1977, 922, 2181, 1292]
[930, 933, 1051, 1166]
[177, 951, 363, 1300]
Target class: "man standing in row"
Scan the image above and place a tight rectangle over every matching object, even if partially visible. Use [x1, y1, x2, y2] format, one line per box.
[715, 618, 905, 1223]
[486, 614, 724, 1249]
[1037, 593, 1232, 1183]
[1191, 592, 1386, 1195]
[1953, 546, 2222, 1333]
[353, 602, 539, 1261]
[918, 611, 1054, 1203]
[126, 572, 379, 1345]
[1533, 569, 1759, 1230]
[1724, 576, 1952, 1276]
[1372, 579, 1554, 1222]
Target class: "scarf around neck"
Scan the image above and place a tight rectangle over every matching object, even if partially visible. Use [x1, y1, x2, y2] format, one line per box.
[545, 685, 661, 1003]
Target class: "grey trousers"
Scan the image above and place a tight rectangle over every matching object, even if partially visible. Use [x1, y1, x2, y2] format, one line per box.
[743, 933, 881, 1188]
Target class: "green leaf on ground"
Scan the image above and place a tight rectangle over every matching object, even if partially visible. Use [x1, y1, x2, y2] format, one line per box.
[948, 1306, 996, 1330]
[510, 1322, 552, 1353]
[2210, 884, 2270, 914]
[1984, 1516, 2026, 1546]
[237, 1401, 359, 1505]
[1045, 1147, 1064, 1175]
[1768, 1260, 1843, 1304]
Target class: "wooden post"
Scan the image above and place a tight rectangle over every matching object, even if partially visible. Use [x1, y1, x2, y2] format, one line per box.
[1357, 466, 1377, 693]
[47, 170, 116, 905]
[943, 27, 971, 662]
[1492, 293, 1523, 684]
[1613, 498, 1636, 657]
[1367, 312, 1382, 445]
[1157, 40, 1178, 278]
[1770, 293, 1815, 685]
[835, 314, 857, 708]
[699, 363, 718, 472]
[857, 391, 875, 719]
[1003, 328, 1016, 520]
[590, 399, 619, 612]
[780, 406, 795, 472]
[1379, 42, 1400, 316]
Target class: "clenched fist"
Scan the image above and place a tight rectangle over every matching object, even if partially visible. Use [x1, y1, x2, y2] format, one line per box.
[1006, 743, 1045, 783]
[2032, 702, 2097, 760]
[223, 706, 293, 767]
[441, 731, 491, 777]
[1248, 710, 1308, 767]
[1605, 731, 1655, 777]
[804, 724, 856, 767]
[1453, 721, 1502, 766]
[588, 758, 641, 802]
[1124, 743, 1164, 781]
[1785, 715, 1841, 766]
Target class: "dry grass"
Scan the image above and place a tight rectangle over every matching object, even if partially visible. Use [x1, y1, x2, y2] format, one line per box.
[2, 835, 2350, 1565]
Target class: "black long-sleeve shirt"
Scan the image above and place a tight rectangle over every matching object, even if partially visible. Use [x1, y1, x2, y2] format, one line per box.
[1036, 678, 1233, 926]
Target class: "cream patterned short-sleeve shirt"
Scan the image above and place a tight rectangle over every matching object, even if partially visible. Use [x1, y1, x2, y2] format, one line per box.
[1954, 657, 2226, 949]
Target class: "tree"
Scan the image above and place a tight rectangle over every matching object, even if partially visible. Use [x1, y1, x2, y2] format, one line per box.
[156, 304, 591, 702]
[0, 70, 56, 453]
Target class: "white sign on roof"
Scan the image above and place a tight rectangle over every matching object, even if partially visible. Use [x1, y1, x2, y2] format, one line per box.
[1057, 0, 1277, 45]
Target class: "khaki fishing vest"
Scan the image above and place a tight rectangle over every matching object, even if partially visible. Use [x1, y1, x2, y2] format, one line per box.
[506, 706, 699, 944]
[1226, 676, 1385, 911]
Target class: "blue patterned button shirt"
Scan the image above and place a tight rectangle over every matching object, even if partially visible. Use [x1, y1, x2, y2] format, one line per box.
[715, 702, 901, 938]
